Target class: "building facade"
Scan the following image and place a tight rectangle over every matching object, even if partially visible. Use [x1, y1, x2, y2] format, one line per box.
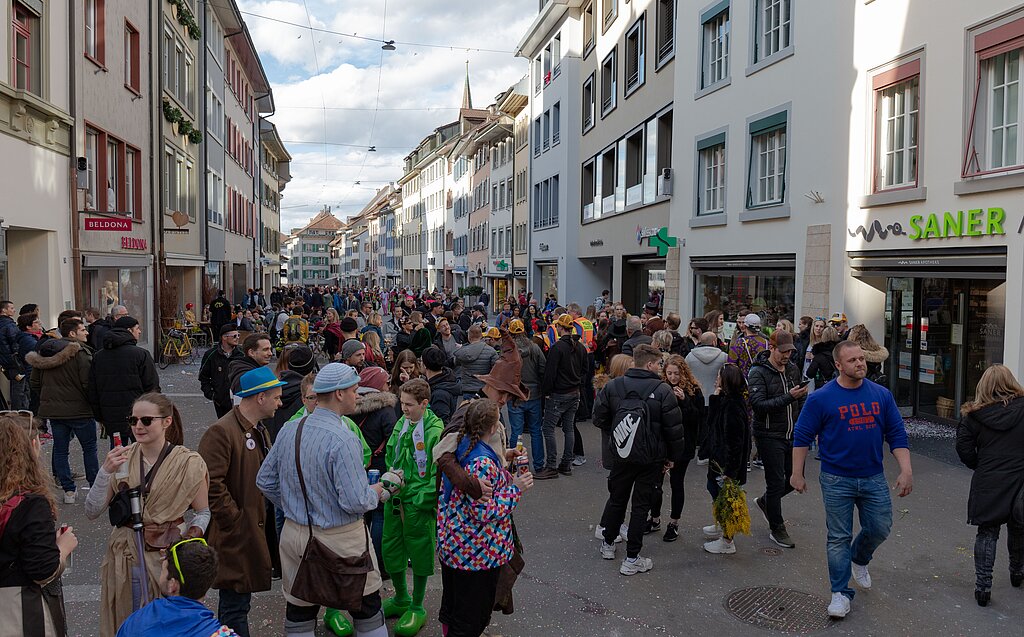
[285, 208, 341, 286]
[510, 78, 531, 295]
[73, 0, 153, 340]
[259, 120, 290, 292]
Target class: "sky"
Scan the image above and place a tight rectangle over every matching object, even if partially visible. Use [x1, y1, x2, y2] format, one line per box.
[237, 0, 537, 232]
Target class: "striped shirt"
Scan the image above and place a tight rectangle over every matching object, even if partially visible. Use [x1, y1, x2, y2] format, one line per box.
[257, 406, 378, 529]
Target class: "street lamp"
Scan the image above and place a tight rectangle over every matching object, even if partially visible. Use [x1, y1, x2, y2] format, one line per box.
[382, 40, 396, 51]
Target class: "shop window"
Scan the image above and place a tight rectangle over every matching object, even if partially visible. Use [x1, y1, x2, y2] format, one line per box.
[12, 1, 41, 95]
[85, 0, 105, 64]
[697, 133, 726, 215]
[747, 111, 787, 208]
[625, 16, 645, 96]
[874, 64, 919, 191]
[124, 21, 140, 92]
[656, 0, 675, 65]
[583, 73, 596, 132]
[601, 48, 617, 116]
[701, 2, 730, 90]
[753, 0, 790, 63]
[695, 270, 795, 333]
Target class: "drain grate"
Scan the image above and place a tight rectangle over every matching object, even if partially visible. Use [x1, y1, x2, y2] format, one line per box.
[725, 587, 832, 633]
[760, 547, 783, 556]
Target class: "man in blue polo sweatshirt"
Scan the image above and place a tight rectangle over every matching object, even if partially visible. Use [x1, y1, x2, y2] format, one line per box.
[791, 340, 913, 620]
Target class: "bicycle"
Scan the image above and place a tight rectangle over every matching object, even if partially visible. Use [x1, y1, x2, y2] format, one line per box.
[159, 328, 196, 369]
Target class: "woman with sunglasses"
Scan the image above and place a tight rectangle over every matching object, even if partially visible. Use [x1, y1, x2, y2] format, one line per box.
[86, 393, 209, 637]
[0, 413, 78, 637]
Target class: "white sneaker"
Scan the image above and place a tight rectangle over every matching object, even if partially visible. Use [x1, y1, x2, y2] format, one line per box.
[600, 542, 616, 560]
[619, 523, 628, 543]
[703, 537, 736, 554]
[702, 523, 722, 539]
[696, 457, 709, 466]
[619, 555, 653, 575]
[572, 455, 587, 466]
[594, 525, 624, 543]
[852, 562, 872, 589]
[63, 491, 75, 504]
[828, 592, 851, 618]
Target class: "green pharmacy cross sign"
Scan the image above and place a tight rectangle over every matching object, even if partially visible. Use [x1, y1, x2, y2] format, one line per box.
[646, 227, 677, 257]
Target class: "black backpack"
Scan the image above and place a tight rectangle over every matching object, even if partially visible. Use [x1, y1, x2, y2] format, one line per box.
[607, 378, 663, 464]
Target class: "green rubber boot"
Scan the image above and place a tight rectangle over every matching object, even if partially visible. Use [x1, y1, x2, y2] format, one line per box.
[324, 608, 354, 637]
[394, 606, 427, 637]
[382, 596, 411, 619]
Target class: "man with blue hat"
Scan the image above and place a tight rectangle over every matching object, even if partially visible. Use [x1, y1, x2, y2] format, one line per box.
[258, 363, 399, 637]
[199, 366, 285, 637]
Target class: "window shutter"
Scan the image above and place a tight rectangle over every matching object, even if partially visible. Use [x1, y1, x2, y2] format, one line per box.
[661, 0, 674, 49]
[697, 132, 726, 152]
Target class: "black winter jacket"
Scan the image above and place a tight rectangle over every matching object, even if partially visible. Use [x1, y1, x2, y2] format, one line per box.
[672, 386, 706, 463]
[87, 317, 113, 353]
[541, 335, 586, 396]
[427, 368, 462, 424]
[806, 341, 837, 389]
[351, 390, 399, 472]
[0, 314, 22, 379]
[592, 368, 684, 464]
[620, 333, 653, 357]
[747, 350, 804, 440]
[266, 370, 304, 442]
[88, 328, 160, 438]
[956, 397, 1024, 526]
[199, 346, 235, 413]
[704, 394, 751, 485]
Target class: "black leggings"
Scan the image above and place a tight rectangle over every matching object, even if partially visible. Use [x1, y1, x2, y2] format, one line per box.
[650, 459, 691, 520]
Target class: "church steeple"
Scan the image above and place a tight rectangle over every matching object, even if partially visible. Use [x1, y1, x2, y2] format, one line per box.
[461, 61, 473, 110]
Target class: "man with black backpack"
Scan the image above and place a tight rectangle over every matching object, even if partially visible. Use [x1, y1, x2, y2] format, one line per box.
[593, 344, 684, 576]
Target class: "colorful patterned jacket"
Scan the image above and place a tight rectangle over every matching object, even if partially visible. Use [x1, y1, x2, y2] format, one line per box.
[727, 332, 768, 378]
[437, 443, 521, 571]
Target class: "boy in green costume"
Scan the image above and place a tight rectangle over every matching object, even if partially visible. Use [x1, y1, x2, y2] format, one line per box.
[381, 377, 444, 636]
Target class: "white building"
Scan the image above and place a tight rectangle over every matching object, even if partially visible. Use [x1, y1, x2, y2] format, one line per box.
[285, 209, 341, 286]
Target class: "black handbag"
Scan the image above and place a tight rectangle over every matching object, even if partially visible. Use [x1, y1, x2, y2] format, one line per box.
[289, 417, 374, 611]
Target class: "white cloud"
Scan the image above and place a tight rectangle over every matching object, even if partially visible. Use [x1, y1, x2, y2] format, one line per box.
[238, 0, 536, 230]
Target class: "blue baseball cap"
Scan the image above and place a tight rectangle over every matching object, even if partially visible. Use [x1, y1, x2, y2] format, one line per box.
[234, 367, 286, 398]
[313, 363, 361, 393]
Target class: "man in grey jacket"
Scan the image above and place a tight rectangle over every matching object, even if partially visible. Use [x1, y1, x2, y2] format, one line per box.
[685, 332, 728, 406]
[452, 324, 499, 400]
[508, 320, 546, 472]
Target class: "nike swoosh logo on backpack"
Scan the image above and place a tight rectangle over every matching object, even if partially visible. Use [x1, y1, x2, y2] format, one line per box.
[613, 413, 639, 459]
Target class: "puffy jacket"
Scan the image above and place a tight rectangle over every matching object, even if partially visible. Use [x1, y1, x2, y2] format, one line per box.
[703, 394, 751, 485]
[514, 335, 546, 400]
[87, 317, 113, 353]
[453, 341, 499, 394]
[686, 345, 728, 406]
[956, 396, 1024, 526]
[747, 349, 804, 440]
[352, 389, 399, 473]
[0, 314, 22, 379]
[427, 368, 462, 424]
[541, 335, 586, 396]
[806, 341, 837, 389]
[673, 385, 706, 463]
[88, 328, 160, 437]
[14, 330, 38, 372]
[592, 368, 684, 465]
[27, 338, 93, 419]
[198, 346, 235, 414]
[620, 333, 652, 357]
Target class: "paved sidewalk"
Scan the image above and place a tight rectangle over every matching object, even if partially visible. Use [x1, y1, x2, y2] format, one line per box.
[50, 365, 1024, 635]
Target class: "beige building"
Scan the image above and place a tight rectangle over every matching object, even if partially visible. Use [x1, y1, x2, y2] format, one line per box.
[0, 0, 74, 325]
[73, 0, 154, 339]
[158, 0, 204, 322]
[576, 0, 677, 312]
[510, 78, 531, 296]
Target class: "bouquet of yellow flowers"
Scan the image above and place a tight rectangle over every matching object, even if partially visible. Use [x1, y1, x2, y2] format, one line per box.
[712, 474, 751, 541]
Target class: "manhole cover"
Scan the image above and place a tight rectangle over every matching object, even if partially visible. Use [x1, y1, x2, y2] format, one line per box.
[726, 587, 832, 633]
[761, 547, 783, 556]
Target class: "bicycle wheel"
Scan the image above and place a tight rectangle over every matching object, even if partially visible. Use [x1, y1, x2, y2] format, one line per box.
[158, 345, 172, 369]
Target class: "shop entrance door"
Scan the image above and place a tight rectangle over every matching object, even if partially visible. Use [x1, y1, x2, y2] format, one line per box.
[884, 277, 1005, 420]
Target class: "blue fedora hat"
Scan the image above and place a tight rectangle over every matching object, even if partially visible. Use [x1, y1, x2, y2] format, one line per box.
[234, 367, 286, 398]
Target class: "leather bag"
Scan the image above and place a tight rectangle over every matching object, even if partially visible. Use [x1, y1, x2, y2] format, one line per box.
[289, 417, 373, 611]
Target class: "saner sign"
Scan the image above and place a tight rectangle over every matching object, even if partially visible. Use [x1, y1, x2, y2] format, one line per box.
[848, 207, 1007, 243]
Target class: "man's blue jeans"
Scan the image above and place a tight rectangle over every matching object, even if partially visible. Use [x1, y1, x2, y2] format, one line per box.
[508, 398, 545, 472]
[9, 376, 30, 411]
[819, 471, 893, 599]
[542, 392, 579, 469]
[50, 418, 99, 493]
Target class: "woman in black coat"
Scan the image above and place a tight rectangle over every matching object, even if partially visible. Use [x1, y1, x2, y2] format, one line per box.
[956, 364, 1024, 607]
[806, 327, 840, 389]
[647, 355, 706, 542]
[702, 364, 751, 554]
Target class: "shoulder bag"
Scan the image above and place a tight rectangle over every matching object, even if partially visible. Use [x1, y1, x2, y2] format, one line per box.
[289, 417, 374, 611]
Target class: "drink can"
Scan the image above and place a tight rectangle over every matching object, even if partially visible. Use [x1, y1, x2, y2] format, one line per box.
[367, 469, 381, 485]
[59, 524, 72, 576]
[112, 432, 122, 447]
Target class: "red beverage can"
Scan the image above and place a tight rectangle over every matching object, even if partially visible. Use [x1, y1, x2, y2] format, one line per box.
[112, 432, 122, 447]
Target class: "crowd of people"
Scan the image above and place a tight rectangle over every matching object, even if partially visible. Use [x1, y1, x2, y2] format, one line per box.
[0, 285, 1022, 637]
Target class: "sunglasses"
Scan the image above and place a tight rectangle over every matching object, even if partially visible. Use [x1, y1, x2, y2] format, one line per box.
[127, 415, 165, 427]
[161, 537, 208, 585]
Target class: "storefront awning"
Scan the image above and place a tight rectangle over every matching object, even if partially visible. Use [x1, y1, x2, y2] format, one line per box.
[164, 254, 206, 267]
[690, 254, 796, 272]
[849, 247, 1006, 279]
[82, 254, 152, 268]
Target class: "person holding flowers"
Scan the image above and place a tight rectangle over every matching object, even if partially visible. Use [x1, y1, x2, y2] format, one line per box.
[702, 364, 752, 554]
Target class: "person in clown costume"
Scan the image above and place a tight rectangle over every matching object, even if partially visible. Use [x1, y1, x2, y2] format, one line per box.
[381, 377, 444, 636]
